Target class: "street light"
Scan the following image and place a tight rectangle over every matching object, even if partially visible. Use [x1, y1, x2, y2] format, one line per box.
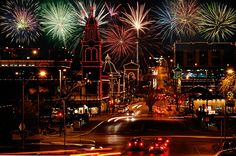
[227, 68, 234, 75]
[21, 70, 47, 150]
[136, 27, 140, 64]
[59, 69, 66, 148]
[37, 70, 47, 133]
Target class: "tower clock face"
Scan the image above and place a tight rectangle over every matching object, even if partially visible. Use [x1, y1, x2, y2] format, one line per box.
[88, 40, 95, 47]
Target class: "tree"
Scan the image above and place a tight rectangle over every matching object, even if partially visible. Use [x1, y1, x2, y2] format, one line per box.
[219, 70, 236, 97]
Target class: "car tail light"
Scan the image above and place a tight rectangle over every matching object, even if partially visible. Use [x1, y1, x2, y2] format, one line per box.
[164, 143, 167, 146]
[140, 142, 143, 146]
[166, 139, 169, 143]
[128, 143, 131, 146]
[155, 144, 159, 146]
[158, 137, 163, 141]
[150, 146, 154, 150]
[160, 146, 164, 150]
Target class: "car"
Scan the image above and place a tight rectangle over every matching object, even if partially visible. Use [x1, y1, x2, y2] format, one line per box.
[126, 110, 135, 116]
[222, 140, 236, 150]
[128, 137, 145, 151]
[117, 108, 125, 114]
[215, 149, 236, 156]
[148, 137, 170, 153]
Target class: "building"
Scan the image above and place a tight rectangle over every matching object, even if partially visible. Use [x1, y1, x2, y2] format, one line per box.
[174, 42, 236, 113]
[68, 9, 125, 114]
[175, 42, 236, 94]
[0, 47, 72, 106]
[123, 61, 140, 100]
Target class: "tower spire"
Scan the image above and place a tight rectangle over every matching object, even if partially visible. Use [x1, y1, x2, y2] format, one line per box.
[89, 6, 94, 18]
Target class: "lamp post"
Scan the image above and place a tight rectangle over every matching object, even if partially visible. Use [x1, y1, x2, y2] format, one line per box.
[22, 78, 25, 150]
[21, 70, 47, 150]
[59, 69, 66, 148]
[37, 70, 47, 133]
[136, 28, 140, 64]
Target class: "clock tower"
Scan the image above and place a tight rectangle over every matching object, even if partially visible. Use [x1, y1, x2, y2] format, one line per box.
[81, 8, 102, 107]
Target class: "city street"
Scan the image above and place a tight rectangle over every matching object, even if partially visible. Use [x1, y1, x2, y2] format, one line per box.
[1, 114, 230, 156]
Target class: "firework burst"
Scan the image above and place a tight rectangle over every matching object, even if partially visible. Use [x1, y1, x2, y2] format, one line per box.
[153, 2, 178, 43]
[72, 0, 109, 27]
[105, 2, 121, 18]
[198, 2, 236, 42]
[174, 0, 200, 36]
[0, 0, 41, 45]
[103, 25, 136, 64]
[153, 0, 200, 42]
[121, 2, 152, 36]
[40, 1, 78, 47]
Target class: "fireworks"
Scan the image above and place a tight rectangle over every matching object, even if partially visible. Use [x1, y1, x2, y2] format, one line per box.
[174, 0, 200, 36]
[40, 1, 78, 47]
[153, 0, 200, 42]
[72, 0, 109, 26]
[103, 25, 136, 63]
[153, 3, 178, 43]
[121, 2, 152, 36]
[198, 2, 236, 42]
[0, 0, 41, 45]
[105, 2, 121, 18]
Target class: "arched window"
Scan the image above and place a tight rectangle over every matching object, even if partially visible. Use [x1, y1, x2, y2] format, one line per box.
[86, 48, 91, 61]
[92, 48, 97, 61]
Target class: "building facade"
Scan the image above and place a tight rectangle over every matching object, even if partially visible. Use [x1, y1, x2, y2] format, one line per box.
[175, 42, 236, 94]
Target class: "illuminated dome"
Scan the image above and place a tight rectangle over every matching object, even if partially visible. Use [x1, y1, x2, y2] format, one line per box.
[102, 54, 119, 76]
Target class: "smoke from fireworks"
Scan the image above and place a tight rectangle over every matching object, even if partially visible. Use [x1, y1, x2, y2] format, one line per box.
[198, 2, 236, 42]
[0, 0, 41, 45]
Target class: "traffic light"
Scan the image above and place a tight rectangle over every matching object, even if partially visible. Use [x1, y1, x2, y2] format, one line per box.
[178, 100, 183, 105]
[109, 100, 114, 105]
[57, 111, 63, 118]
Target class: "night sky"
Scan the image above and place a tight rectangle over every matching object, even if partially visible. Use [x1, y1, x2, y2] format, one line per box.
[0, 0, 235, 48]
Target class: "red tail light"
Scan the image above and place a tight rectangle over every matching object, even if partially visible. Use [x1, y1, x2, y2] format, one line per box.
[155, 144, 159, 146]
[166, 139, 169, 143]
[160, 146, 164, 150]
[150, 146, 154, 149]
[128, 143, 131, 146]
[140, 142, 143, 146]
